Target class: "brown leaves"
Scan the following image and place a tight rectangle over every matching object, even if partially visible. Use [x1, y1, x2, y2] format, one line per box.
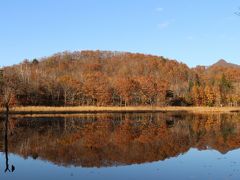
[1, 50, 239, 107]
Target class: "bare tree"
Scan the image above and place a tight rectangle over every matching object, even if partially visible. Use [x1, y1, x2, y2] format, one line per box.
[0, 69, 16, 114]
[2, 87, 15, 113]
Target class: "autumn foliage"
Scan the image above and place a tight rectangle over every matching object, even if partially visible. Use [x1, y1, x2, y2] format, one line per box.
[0, 50, 239, 107]
[2, 113, 240, 167]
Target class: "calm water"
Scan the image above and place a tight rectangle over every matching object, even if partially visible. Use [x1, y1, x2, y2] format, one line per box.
[1, 112, 240, 180]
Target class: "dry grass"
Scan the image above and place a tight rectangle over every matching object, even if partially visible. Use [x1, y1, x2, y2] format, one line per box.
[0, 106, 239, 115]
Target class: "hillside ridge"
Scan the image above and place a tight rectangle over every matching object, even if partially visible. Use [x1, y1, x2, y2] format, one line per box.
[0, 50, 240, 107]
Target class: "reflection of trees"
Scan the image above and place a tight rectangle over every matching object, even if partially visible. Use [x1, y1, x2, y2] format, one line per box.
[1, 112, 15, 173]
[0, 113, 240, 168]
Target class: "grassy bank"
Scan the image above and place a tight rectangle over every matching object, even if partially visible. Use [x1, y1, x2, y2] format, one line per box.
[0, 106, 239, 115]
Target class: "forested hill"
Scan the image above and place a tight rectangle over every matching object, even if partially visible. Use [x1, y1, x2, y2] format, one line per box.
[0, 50, 240, 107]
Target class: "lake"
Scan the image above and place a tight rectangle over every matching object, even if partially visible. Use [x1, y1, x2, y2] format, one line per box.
[1, 112, 240, 180]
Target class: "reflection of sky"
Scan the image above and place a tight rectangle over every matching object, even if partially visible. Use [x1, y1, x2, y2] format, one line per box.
[1, 149, 240, 180]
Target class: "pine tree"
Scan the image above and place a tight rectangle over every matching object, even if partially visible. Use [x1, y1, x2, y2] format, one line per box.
[219, 74, 233, 105]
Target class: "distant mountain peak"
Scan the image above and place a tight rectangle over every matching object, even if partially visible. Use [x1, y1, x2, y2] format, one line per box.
[212, 59, 239, 68]
[217, 59, 227, 64]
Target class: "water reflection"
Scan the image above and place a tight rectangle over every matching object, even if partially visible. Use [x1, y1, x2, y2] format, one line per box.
[0, 113, 240, 169]
[1, 112, 15, 173]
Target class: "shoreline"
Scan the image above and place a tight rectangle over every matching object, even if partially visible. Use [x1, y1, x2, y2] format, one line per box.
[1, 106, 240, 115]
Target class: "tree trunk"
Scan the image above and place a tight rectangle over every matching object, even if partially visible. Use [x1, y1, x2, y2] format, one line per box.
[6, 105, 9, 115]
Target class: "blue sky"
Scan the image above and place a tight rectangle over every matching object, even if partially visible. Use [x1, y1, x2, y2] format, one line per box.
[0, 0, 240, 67]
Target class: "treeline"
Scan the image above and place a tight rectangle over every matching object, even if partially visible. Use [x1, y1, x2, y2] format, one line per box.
[0, 50, 239, 107]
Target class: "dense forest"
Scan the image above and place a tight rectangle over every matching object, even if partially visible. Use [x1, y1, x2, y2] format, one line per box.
[0, 50, 239, 107]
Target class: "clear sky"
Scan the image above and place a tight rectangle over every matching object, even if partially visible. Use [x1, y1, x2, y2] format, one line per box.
[0, 0, 240, 67]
